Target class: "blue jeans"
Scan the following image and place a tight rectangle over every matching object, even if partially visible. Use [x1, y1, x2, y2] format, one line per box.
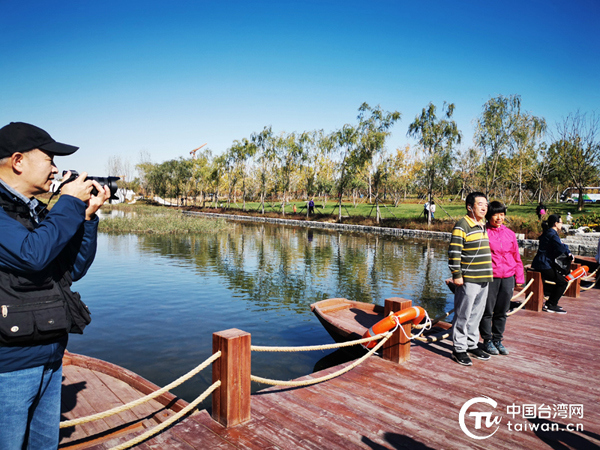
[0, 359, 62, 450]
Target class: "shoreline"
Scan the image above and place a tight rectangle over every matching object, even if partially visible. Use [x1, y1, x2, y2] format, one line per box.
[182, 210, 599, 256]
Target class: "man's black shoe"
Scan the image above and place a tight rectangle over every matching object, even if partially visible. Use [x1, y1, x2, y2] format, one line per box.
[452, 351, 473, 366]
[467, 347, 491, 361]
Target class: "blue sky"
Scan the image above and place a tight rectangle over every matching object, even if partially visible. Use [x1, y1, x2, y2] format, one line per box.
[1, 0, 598, 177]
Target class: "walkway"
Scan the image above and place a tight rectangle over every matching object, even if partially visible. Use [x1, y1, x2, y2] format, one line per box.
[61, 284, 600, 449]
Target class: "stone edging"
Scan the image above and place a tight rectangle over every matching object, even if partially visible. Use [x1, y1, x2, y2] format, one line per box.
[182, 211, 598, 256]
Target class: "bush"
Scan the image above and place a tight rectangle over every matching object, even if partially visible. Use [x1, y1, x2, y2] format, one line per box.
[571, 213, 600, 232]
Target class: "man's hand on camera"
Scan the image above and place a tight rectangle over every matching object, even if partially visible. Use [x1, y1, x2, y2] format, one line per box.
[60, 171, 94, 202]
[86, 182, 110, 220]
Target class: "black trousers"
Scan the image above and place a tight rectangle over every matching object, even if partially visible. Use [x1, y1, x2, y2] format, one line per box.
[479, 277, 514, 342]
[539, 268, 568, 307]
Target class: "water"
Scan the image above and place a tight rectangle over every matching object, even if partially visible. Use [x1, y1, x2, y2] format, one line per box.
[67, 221, 535, 409]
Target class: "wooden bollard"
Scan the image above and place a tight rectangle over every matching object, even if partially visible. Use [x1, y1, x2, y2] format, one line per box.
[383, 298, 412, 364]
[564, 263, 581, 298]
[212, 328, 251, 427]
[525, 270, 544, 312]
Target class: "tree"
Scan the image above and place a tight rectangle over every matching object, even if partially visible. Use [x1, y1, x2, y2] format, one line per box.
[452, 147, 482, 200]
[529, 143, 556, 203]
[550, 112, 600, 211]
[276, 132, 306, 216]
[334, 103, 401, 222]
[251, 126, 277, 214]
[190, 148, 213, 207]
[407, 102, 461, 224]
[507, 112, 547, 204]
[475, 94, 521, 197]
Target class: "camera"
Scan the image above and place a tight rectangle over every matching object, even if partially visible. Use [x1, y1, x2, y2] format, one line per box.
[61, 170, 120, 200]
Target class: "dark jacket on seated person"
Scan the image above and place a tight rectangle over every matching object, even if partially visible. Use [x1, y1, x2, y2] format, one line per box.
[531, 228, 570, 271]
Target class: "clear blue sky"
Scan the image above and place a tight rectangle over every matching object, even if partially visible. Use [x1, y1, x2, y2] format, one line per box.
[1, 0, 598, 177]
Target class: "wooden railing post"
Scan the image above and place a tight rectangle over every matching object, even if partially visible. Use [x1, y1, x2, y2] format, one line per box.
[383, 298, 412, 364]
[565, 263, 581, 298]
[525, 270, 544, 312]
[212, 328, 251, 427]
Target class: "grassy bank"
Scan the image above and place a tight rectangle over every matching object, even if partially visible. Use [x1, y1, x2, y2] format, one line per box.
[93, 197, 600, 238]
[98, 202, 228, 234]
[181, 199, 600, 239]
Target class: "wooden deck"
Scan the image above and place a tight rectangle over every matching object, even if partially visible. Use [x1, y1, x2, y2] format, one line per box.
[61, 286, 600, 449]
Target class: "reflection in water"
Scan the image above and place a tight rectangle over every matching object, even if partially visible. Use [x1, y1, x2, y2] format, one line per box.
[67, 222, 535, 409]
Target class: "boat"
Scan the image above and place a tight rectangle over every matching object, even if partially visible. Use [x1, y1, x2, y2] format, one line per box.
[310, 298, 451, 345]
[60, 351, 188, 449]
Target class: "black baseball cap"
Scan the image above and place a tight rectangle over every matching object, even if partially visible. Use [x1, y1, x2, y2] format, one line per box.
[0, 122, 79, 159]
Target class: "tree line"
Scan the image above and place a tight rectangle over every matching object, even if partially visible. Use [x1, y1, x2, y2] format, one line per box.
[118, 95, 599, 220]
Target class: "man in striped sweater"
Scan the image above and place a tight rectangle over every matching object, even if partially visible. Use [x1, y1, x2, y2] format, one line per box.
[448, 192, 494, 366]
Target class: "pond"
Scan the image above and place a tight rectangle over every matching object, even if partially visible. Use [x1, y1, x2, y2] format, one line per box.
[67, 220, 535, 409]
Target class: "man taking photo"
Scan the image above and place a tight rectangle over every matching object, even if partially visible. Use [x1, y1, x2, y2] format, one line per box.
[0, 122, 110, 449]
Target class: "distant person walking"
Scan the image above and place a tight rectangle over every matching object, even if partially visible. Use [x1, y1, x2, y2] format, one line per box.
[423, 201, 429, 220]
[430, 201, 436, 221]
[479, 201, 524, 356]
[536, 202, 546, 220]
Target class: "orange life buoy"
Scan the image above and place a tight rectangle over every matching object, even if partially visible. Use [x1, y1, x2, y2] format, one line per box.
[361, 306, 426, 349]
[566, 265, 588, 281]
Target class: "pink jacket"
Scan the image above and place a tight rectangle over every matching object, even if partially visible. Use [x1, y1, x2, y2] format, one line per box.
[486, 223, 525, 284]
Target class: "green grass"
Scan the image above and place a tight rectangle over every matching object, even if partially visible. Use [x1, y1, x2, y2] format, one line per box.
[219, 198, 599, 220]
[194, 197, 600, 239]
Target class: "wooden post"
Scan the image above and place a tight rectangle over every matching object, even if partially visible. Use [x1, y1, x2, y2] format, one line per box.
[212, 328, 251, 427]
[564, 263, 581, 298]
[525, 270, 544, 312]
[383, 298, 412, 364]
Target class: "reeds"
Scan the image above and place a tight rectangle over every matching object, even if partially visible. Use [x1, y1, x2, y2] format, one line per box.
[98, 205, 227, 234]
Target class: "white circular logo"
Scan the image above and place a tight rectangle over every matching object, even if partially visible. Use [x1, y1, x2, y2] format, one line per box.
[459, 396, 502, 440]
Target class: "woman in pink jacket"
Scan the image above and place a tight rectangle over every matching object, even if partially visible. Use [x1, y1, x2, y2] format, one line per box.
[479, 201, 524, 356]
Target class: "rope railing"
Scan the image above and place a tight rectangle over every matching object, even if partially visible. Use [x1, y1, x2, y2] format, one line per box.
[511, 279, 534, 300]
[251, 329, 394, 387]
[251, 334, 385, 352]
[109, 380, 221, 450]
[507, 292, 533, 316]
[413, 328, 451, 343]
[60, 351, 221, 428]
[413, 309, 452, 329]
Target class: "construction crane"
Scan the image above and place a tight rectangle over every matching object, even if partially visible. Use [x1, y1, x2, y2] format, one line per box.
[190, 143, 207, 159]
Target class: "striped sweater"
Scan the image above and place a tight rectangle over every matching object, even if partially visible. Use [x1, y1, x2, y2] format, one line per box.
[448, 215, 493, 284]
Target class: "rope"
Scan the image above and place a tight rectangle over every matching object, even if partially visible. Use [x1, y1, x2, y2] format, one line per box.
[109, 380, 221, 450]
[251, 334, 385, 352]
[399, 310, 432, 341]
[413, 328, 451, 343]
[581, 278, 598, 290]
[250, 330, 393, 387]
[511, 279, 534, 300]
[60, 351, 221, 428]
[413, 309, 452, 329]
[507, 292, 533, 316]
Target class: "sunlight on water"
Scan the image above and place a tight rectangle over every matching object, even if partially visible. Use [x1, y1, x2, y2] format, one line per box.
[67, 221, 535, 408]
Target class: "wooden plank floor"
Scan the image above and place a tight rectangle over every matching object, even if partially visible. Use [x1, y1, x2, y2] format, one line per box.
[63, 286, 600, 449]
